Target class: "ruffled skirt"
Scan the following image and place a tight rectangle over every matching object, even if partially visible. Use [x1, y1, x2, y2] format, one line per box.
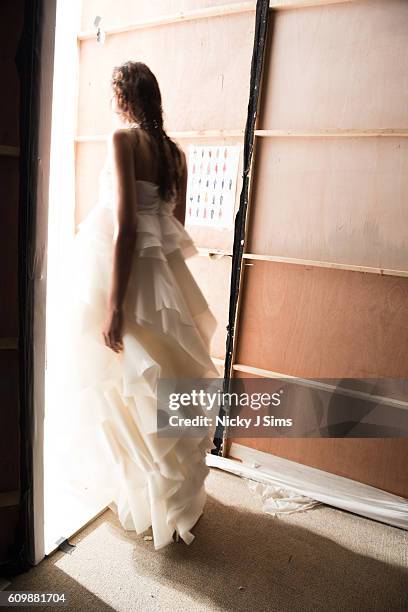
[55, 204, 220, 549]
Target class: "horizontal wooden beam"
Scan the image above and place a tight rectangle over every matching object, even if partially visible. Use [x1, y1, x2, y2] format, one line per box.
[75, 130, 244, 143]
[211, 356, 225, 367]
[0, 145, 20, 157]
[76, 128, 408, 143]
[255, 129, 408, 138]
[232, 363, 408, 411]
[77, 1, 362, 43]
[270, 0, 357, 9]
[171, 130, 244, 140]
[78, 2, 256, 40]
[243, 253, 408, 278]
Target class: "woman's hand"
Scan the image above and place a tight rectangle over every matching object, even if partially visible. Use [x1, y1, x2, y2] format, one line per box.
[102, 306, 124, 353]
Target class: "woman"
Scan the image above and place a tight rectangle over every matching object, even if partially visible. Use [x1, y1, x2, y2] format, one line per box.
[64, 61, 219, 550]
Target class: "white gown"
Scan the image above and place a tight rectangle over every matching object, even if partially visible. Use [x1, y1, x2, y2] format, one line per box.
[59, 155, 220, 549]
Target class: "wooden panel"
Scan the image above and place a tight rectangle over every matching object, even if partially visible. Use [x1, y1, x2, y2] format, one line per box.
[247, 137, 408, 271]
[260, 0, 408, 130]
[81, 0, 251, 31]
[0, 351, 19, 493]
[0, 157, 19, 337]
[77, 12, 254, 135]
[236, 260, 408, 378]
[0, 0, 22, 145]
[230, 1, 408, 498]
[186, 254, 231, 360]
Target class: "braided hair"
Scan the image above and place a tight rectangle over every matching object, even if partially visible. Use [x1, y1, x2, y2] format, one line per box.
[111, 61, 183, 203]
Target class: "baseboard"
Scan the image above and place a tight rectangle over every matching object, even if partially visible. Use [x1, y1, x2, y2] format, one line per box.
[206, 443, 408, 530]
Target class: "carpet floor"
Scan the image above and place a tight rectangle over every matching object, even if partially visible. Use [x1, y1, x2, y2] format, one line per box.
[5, 468, 408, 611]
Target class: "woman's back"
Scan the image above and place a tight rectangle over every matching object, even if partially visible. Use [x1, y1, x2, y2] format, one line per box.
[112, 126, 184, 193]
[126, 127, 175, 184]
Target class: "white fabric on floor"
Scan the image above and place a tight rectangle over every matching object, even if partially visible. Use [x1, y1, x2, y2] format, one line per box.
[246, 479, 320, 515]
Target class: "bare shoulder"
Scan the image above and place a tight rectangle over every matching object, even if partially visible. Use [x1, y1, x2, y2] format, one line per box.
[107, 128, 137, 167]
[109, 127, 136, 148]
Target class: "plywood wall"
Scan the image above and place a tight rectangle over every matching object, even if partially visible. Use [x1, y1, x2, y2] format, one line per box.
[77, 13, 253, 136]
[228, 0, 408, 496]
[236, 260, 408, 379]
[248, 138, 408, 271]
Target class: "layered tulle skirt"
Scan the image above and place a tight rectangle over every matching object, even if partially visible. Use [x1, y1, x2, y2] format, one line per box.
[55, 203, 220, 549]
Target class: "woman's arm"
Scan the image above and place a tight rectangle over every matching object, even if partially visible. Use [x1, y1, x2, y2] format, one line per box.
[173, 149, 187, 226]
[102, 129, 138, 353]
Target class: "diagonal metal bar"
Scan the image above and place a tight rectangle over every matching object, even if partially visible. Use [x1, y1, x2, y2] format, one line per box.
[212, 0, 270, 455]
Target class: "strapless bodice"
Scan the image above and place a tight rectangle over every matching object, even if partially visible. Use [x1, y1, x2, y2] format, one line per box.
[79, 158, 196, 262]
[98, 161, 177, 216]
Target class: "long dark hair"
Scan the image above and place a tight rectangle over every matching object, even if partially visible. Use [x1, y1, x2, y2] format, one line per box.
[111, 61, 183, 203]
